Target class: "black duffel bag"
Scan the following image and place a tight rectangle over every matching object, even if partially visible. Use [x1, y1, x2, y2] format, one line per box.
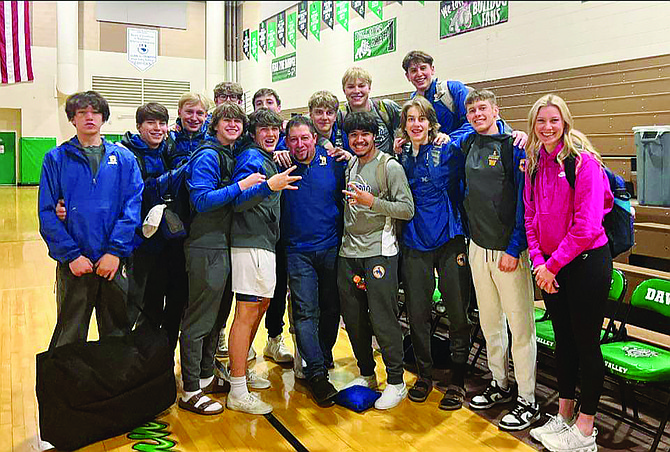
[36, 322, 176, 451]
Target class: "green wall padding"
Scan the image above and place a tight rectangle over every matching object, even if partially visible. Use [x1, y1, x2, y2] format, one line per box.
[20, 137, 56, 185]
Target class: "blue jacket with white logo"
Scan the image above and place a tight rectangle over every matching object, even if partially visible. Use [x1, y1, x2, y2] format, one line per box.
[280, 145, 345, 253]
[38, 137, 143, 264]
[414, 79, 473, 144]
[399, 141, 466, 251]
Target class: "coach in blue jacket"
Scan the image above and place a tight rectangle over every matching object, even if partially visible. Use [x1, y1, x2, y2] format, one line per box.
[38, 91, 143, 348]
[281, 116, 346, 406]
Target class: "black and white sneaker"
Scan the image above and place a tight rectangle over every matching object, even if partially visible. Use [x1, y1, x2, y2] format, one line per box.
[499, 397, 541, 431]
[469, 380, 513, 410]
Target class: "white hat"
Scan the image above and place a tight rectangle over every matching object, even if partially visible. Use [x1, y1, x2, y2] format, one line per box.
[142, 204, 166, 238]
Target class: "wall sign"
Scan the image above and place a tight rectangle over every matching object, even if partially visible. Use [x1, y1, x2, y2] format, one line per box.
[272, 52, 297, 82]
[127, 27, 157, 71]
[353, 18, 396, 61]
[439, 1, 508, 39]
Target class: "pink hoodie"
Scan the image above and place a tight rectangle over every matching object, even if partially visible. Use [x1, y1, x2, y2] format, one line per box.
[523, 142, 613, 275]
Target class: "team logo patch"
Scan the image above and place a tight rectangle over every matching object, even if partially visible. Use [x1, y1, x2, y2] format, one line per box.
[623, 345, 659, 358]
[456, 253, 467, 267]
[519, 158, 526, 172]
[372, 265, 386, 279]
[319, 155, 327, 166]
[108, 155, 118, 165]
[487, 150, 500, 167]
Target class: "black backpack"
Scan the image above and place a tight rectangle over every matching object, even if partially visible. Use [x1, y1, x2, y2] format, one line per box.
[562, 156, 635, 258]
[531, 155, 634, 258]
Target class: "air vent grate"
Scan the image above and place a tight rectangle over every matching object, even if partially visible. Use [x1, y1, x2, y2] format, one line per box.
[91, 76, 191, 109]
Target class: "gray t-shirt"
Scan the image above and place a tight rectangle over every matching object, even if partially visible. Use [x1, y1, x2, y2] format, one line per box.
[340, 150, 414, 258]
[81, 144, 105, 176]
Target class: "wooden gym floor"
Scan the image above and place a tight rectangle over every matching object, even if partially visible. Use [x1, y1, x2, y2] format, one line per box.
[0, 186, 538, 451]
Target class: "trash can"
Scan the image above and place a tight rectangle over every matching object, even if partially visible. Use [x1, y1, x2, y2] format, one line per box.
[633, 126, 670, 207]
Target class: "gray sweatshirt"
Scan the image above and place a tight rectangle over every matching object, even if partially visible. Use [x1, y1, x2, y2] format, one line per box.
[340, 150, 414, 258]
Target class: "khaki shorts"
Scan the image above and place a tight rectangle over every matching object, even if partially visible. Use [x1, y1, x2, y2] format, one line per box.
[231, 247, 276, 299]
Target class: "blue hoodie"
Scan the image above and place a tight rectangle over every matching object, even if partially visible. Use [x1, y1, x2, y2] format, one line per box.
[38, 137, 143, 264]
[280, 145, 345, 253]
[399, 141, 467, 251]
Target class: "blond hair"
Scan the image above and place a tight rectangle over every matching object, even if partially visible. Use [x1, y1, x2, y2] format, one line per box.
[399, 96, 441, 144]
[178, 93, 213, 111]
[465, 89, 497, 108]
[526, 94, 602, 176]
[341, 67, 372, 89]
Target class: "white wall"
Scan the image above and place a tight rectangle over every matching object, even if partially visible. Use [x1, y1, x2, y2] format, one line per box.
[238, 1, 670, 111]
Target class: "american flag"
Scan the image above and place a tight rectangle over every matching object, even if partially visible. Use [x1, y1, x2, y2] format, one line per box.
[0, 1, 33, 84]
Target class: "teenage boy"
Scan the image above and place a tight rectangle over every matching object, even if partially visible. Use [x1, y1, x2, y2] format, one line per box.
[282, 116, 345, 406]
[462, 89, 539, 430]
[178, 103, 265, 416]
[339, 67, 401, 156]
[308, 90, 343, 149]
[223, 108, 301, 414]
[214, 81, 244, 106]
[38, 91, 143, 347]
[338, 111, 414, 410]
[120, 103, 188, 351]
[400, 50, 527, 150]
[168, 93, 212, 169]
[250, 88, 293, 364]
[397, 96, 473, 411]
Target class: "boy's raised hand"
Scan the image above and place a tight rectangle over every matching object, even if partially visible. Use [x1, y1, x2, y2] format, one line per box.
[239, 172, 266, 191]
[512, 130, 528, 149]
[268, 166, 302, 191]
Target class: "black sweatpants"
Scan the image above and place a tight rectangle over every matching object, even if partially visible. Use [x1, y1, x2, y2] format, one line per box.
[126, 238, 188, 350]
[338, 255, 404, 385]
[266, 240, 288, 338]
[402, 237, 472, 379]
[542, 244, 612, 415]
[51, 261, 129, 349]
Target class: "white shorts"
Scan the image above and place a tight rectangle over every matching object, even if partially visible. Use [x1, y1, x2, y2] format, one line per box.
[231, 247, 276, 299]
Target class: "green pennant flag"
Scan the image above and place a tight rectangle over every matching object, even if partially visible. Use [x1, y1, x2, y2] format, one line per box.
[336, 1, 349, 31]
[368, 1, 383, 20]
[419, 1, 424, 4]
[268, 21, 277, 56]
[287, 12, 297, 48]
[250, 30, 258, 62]
[309, 2, 321, 41]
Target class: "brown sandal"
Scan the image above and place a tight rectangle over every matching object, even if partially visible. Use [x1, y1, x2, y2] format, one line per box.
[178, 391, 224, 415]
[202, 377, 230, 395]
[439, 384, 466, 411]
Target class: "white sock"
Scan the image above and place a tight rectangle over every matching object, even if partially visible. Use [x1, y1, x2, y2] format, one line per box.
[200, 376, 214, 389]
[182, 389, 200, 402]
[230, 375, 248, 399]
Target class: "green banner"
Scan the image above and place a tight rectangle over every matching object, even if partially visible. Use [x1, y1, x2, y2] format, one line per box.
[268, 21, 277, 56]
[368, 1, 383, 20]
[309, 2, 321, 41]
[353, 17, 396, 62]
[336, 1, 349, 31]
[439, 1, 508, 39]
[250, 30, 258, 61]
[20, 137, 56, 184]
[272, 52, 297, 82]
[287, 12, 297, 48]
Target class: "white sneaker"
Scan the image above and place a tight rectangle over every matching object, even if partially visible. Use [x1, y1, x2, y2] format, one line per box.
[530, 413, 571, 443]
[248, 346, 256, 361]
[264, 335, 293, 363]
[226, 392, 273, 415]
[246, 368, 271, 390]
[215, 329, 228, 358]
[344, 374, 378, 390]
[374, 383, 407, 410]
[541, 424, 598, 452]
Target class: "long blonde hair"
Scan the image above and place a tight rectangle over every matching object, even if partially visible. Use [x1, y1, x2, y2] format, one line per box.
[526, 94, 602, 176]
